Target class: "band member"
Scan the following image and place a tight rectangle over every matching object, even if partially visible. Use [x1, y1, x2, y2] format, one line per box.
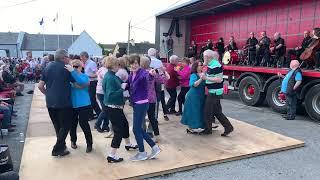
[215, 37, 225, 61]
[312, 28, 320, 71]
[287, 31, 312, 63]
[246, 32, 258, 65]
[187, 41, 197, 58]
[270, 32, 286, 67]
[256, 31, 271, 66]
[206, 39, 214, 50]
[225, 36, 238, 51]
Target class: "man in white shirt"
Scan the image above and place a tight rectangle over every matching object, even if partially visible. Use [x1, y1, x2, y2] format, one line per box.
[80, 51, 101, 119]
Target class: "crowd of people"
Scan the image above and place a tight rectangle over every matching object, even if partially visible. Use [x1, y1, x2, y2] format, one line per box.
[37, 46, 234, 163]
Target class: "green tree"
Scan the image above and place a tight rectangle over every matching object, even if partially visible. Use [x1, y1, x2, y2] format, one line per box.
[98, 43, 107, 55]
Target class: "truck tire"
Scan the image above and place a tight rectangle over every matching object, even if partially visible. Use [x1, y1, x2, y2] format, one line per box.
[238, 76, 264, 106]
[305, 84, 320, 121]
[266, 79, 287, 114]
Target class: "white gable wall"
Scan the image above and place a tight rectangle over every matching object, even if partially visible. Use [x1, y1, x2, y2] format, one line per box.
[68, 31, 102, 57]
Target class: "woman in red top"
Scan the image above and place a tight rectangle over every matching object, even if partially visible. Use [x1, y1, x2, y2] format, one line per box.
[165, 55, 179, 114]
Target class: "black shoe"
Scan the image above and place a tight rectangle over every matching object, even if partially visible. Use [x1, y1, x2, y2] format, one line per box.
[52, 149, 70, 157]
[71, 142, 77, 149]
[16, 92, 24, 96]
[221, 127, 234, 137]
[8, 128, 15, 132]
[125, 144, 138, 151]
[96, 127, 104, 133]
[285, 117, 295, 120]
[175, 112, 182, 116]
[107, 156, 123, 163]
[199, 130, 212, 135]
[86, 145, 92, 153]
[102, 127, 110, 132]
[164, 115, 169, 121]
[9, 124, 17, 128]
[168, 110, 177, 114]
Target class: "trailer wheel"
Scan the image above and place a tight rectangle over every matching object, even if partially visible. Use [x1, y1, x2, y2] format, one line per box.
[238, 76, 264, 106]
[266, 79, 287, 113]
[305, 84, 320, 121]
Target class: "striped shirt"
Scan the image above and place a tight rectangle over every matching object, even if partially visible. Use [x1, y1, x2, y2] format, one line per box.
[205, 59, 223, 95]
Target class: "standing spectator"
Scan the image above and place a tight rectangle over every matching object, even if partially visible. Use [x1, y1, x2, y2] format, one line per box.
[176, 58, 191, 116]
[202, 50, 234, 136]
[148, 48, 169, 121]
[103, 56, 138, 163]
[38, 49, 74, 157]
[65, 59, 93, 153]
[80, 51, 101, 120]
[278, 60, 302, 120]
[165, 55, 179, 114]
[128, 55, 161, 161]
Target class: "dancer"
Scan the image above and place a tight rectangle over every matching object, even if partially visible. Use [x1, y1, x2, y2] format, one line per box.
[176, 57, 191, 116]
[202, 50, 234, 136]
[181, 61, 205, 133]
[103, 56, 138, 163]
[65, 59, 93, 153]
[128, 55, 161, 161]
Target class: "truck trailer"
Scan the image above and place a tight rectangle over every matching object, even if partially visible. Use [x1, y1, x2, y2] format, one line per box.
[155, 0, 320, 121]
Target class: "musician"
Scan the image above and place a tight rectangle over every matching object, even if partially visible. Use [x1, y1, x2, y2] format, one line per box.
[270, 32, 286, 68]
[215, 37, 225, 61]
[226, 36, 238, 51]
[255, 31, 271, 66]
[246, 32, 258, 65]
[312, 27, 320, 71]
[206, 39, 214, 50]
[287, 31, 312, 63]
[187, 41, 197, 58]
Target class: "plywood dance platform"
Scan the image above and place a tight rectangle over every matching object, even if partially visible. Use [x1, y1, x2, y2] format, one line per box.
[19, 86, 304, 180]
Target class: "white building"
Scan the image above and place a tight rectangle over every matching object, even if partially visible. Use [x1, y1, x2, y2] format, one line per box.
[0, 31, 102, 58]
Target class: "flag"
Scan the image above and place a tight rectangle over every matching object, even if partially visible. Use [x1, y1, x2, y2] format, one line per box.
[71, 24, 74, 32]
[39, 18, 44, 26]
[53, 12, 58, 22]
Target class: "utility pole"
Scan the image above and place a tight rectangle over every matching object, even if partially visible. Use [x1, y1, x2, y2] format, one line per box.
[127, 21, 131, 55]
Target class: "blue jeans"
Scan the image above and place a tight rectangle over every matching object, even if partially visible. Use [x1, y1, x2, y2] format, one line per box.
[95, 94, 109, 130]
[0, 105, 12, 128]
[133, 103, 156, 152]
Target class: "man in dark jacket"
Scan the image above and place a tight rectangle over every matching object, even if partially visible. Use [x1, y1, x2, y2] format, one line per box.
[278, 60, 302, 120]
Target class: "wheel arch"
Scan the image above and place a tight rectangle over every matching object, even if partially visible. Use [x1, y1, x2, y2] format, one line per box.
[263, 75, 279, 93]
[300, 79, 320, 100]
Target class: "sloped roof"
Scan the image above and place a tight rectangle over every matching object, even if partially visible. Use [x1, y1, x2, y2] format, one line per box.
[0, 32, 19, 45]
[21, 33, 79, 51]
[117, 42, 155, 54]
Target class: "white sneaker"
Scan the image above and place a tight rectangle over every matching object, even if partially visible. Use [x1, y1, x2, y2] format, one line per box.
[148, 145, 161, 159]
[131, 152, 148, 162]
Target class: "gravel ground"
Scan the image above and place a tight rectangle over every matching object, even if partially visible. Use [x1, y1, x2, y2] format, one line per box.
[2, 84, 320, 180]
[151, 92, 320, 180]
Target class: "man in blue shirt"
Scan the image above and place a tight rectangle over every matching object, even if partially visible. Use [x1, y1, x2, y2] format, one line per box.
[278, 60, 302, 120]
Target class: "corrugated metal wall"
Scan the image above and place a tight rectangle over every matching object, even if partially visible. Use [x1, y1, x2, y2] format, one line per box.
[190, 0, 320, 49]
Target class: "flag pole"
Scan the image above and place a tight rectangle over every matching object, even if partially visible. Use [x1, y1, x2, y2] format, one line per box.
[43, 25, 45, 54]
[71, 16, 74, 44]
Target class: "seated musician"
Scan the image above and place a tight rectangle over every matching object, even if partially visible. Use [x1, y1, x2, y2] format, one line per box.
[270, 32, 286, 68]
[225, 36, 238, 51]
[206, 39, 214, 50]
[255, 31, 271, 66]
[287, 31, 312, 63]
[312, 27, 320, 71]
[246, 32, 258, 66]
[215, 37, 225, 61]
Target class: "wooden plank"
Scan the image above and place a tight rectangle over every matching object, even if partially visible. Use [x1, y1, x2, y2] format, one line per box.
[20, 86, 304, 180]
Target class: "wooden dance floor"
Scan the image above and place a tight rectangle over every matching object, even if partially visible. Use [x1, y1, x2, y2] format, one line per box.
[19, 86, 304, 180]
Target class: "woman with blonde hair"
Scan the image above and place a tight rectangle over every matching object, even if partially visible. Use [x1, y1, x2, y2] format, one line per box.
[65, 59, 93, 153]
[103, 56, 138, 163]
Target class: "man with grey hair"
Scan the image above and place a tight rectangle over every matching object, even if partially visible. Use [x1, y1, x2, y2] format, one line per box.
[201, 50, 234, 136]
[38, 48, 74, 157]
[165, 55, 179, 114]
[271, 32, 286, 67]
[80, 51, 101, 120]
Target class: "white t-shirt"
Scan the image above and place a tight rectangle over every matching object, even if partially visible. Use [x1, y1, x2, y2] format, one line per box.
[150, 56, 163, 69]
[84, 59, 98, 81]
[96, 67, 108, 94]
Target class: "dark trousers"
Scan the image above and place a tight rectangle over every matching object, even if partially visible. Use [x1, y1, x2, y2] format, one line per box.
[133, 103, 155, 152]
[106, 107, 129, 149]
[178, 87, 189, 113]
[147, 103, 160, 136]
[156, 90, 169, 116]
[89, 80, 101, 116]
[275, 52, 286, 67]
[315, 51, 320, 68]
[256, 48, 270, 66]
[204, 94, 233, 133]
[248, 51, 256, 65]
[286, 94, 297, 119]
[95, 93, 109, 130]
[48, 108, 73, 153]
[69, 106, 93, 145]
[166, 88, 177, 112]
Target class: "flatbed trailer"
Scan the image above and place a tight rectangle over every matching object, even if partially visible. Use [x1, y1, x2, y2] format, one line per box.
[223, 65, 320, 121]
